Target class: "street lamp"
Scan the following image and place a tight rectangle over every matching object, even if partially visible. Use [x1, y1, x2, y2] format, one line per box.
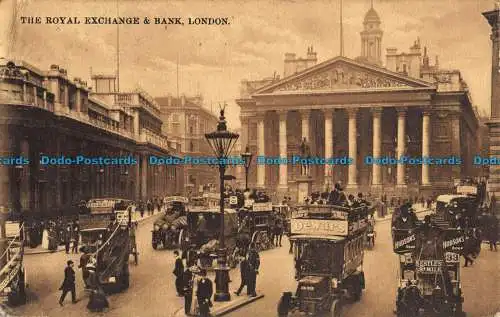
[241, 145, 253, 191]
[205, 106, 239, 302]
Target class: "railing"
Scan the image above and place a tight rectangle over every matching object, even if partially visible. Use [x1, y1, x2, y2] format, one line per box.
[139, 128, 169, 151]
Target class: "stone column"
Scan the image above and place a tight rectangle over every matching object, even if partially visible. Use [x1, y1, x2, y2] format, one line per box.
[450, 111, 461, 180]
[19, 137, 30, 211]
[301, 109, 310, 142]
[324, 110, 333, 189]
[277, 110, 288, 191]
[43, 91, 47, 109]
[240, 116, 249, 186]
[396, 108, 407, 188]
[421, 111, 431, 186]
[256, 114, 265, 188]
[371, 107, 382, 189]
[75, 88, 82, 112]
[140, 154, 148, 200]
[22, 82, 27, 103]
[347, 108, 358, 189]
[0, 126, 11, 217]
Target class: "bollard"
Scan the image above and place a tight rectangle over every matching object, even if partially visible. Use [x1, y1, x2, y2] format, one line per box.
[0, 205, 9, 268]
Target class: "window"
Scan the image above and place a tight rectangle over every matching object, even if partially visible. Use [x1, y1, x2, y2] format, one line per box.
[189, 126, 194, 135]
[189, 141, 194, 152]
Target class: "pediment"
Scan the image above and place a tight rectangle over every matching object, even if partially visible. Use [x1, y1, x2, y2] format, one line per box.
[255, 57, 434, 94]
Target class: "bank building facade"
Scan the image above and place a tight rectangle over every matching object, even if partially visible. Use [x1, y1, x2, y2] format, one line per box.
[236, 6, 481, 200]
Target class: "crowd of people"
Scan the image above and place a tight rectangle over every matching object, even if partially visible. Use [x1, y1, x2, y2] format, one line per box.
[173, 243, 261, 317]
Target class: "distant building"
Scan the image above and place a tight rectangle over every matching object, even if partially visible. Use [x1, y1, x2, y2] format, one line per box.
[237, 4, 480, 200]
[156, 95, 218, 195]
[0, 59, 183, 217]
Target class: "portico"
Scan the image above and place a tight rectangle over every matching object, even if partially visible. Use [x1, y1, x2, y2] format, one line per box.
[237, 56, 478, 199]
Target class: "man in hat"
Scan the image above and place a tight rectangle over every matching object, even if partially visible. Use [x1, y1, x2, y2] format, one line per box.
[59, 260, 76, 306]
[246, 243, 260, 297]
[196, 269, 213, 317]
[78, 247, 90, 288]
[173, 250, 184, 296]
[182, 266, 194, 315]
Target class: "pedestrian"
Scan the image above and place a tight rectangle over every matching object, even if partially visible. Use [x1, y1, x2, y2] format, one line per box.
[246, 243, 260, 297]
[463, 234, 475, 267]
[86, 259, 109, 312]
[72, 222, 79, 254]
[274, 217, 283, 247]
[173, 250, 184, 296]
[487, 214, 498, 251]
[64, 224, 72, 254]
[182, 267, 194, 315]
[79, 248, 90, 288]
[234, 256, 249, 296]
[138, 201, 145, 218]
[59, 260, 77, 306]
[196, 269, 213, 317]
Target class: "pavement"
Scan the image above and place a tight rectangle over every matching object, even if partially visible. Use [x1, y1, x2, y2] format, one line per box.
[24, 210, 160, 255]
[171, 293, 264, 317]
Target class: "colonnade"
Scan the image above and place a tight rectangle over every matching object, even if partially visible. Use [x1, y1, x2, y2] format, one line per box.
[241, 107, 432, 192]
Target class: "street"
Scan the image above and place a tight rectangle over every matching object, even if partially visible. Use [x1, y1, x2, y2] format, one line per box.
[14, 214, 185, 317]
[229, 216, 500, 317]
[10, 212, 500, 317]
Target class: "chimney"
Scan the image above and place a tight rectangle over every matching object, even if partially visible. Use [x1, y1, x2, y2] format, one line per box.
[284, 53, 297, 78]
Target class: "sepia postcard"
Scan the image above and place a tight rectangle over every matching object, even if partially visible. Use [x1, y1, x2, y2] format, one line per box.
[0, 0, 499, 316]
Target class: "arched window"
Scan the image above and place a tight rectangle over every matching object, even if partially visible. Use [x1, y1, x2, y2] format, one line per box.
[190, 141, 194, 152]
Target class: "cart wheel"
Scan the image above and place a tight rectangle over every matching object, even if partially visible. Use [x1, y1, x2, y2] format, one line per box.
[330, 299, 342, 317]
[178, 229, 185, 247]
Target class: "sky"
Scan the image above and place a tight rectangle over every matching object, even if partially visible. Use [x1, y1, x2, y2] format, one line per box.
[2, 0, 497, 127]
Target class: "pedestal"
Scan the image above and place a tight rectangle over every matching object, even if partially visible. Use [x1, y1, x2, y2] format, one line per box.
[214, 249, 231, 302]
[296, 176, 313, 203]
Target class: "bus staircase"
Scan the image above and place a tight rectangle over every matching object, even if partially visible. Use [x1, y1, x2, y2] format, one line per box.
[91, 222, 130, 285]
[0, 224, 25, 298]
[415, 231, 452, 314]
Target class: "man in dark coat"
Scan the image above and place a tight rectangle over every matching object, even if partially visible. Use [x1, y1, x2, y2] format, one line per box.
[487, 214, 498, 251]
[234, 257, 249, 296]
[59, 260, 76, 306]
[196, 269, 213, 317]
[182, 267, 194, 314]
[78, 248, 90, 288]
[246, 243, 260, 297]
[173, 250, 184, 296]
[64, 224, 72, 254]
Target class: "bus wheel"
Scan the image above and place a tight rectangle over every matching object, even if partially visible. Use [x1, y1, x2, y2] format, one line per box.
[330, 299, 342, 317]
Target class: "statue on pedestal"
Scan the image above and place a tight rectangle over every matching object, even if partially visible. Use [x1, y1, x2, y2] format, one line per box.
[299, 138, 311, 177]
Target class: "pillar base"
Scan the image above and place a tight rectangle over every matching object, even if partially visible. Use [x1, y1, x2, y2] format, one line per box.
[370, 184, 383, 197]
[345, 184, 359, 194]
[395, 184, 408, 197]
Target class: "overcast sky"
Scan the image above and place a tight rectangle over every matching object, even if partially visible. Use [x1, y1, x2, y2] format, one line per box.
[2, 0, 496, 127]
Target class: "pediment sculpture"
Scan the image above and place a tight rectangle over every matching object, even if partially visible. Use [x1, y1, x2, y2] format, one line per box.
[275, 64, 411, 92]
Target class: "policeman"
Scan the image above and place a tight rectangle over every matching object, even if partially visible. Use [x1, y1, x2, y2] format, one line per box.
[246, 243, 260, 297]
[196, 269, 213, 317]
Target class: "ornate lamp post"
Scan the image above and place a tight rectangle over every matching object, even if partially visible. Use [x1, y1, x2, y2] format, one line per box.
[205, 106, 239, 302]
[241, 145, 253, 191]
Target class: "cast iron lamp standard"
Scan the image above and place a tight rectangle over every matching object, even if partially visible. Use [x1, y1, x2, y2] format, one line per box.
[241, 145, 253, 191]
[205, 106, 239, 302]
